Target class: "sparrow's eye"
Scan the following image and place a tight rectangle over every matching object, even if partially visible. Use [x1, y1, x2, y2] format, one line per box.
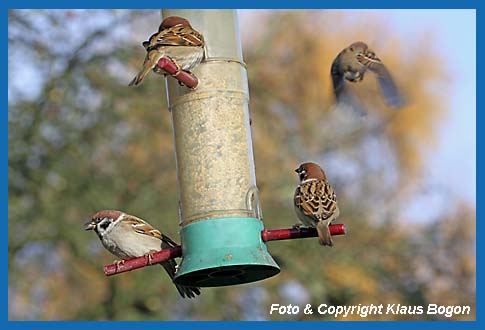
[98, 218, 111, 231]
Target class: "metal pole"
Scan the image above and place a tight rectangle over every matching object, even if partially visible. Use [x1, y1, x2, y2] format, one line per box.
[162, 9, 279, 287]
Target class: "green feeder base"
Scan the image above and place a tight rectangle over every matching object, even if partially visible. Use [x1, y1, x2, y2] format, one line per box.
[174, 217, 280, 287]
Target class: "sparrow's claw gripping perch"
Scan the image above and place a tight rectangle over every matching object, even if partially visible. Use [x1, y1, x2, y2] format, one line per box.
[165, 57, 191, 87]
[167, 57, 182, 77]
[145, 250, 159, 265]
[166, 69, 187, 87]
[156, 58, 200, 89]
[114, 260, 125, 270]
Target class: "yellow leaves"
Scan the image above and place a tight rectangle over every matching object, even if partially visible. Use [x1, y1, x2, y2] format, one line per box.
[326, 262, 378, 299]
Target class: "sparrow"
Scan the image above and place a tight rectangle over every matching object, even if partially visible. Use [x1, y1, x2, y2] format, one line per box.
[129, 16, 205, 86]
[84, 210, 200, 299]
[293, 163, 340, 246]
[331, 41, 405, 114]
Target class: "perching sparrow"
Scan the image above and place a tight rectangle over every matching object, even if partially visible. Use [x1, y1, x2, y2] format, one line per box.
[294, 163, 340, 246]
[331, 41, 405, 114]
[129, 16, 205, 86]
[84, 210, 200, 298]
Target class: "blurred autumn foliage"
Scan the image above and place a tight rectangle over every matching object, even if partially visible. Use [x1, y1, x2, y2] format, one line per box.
[8, 9, 475, 320]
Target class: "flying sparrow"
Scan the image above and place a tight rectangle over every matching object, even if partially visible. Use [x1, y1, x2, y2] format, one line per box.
[129, 16, 205, 86]
[294, 163, 340, 246]
[331, 41, 405, 114]
[84, 210, 200, 299]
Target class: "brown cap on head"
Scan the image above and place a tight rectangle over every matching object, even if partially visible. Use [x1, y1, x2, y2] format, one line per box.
[159, 16, 192, 31]
[92, 210, 123, 221]
[84, 210, 123, 230]
[295, 162, 327, 181]
[348, 41, 368, 52]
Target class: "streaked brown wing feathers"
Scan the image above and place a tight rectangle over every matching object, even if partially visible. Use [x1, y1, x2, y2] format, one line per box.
[123, 216, 163, 240]
[297, 180, 338, 220]
[148, 24, 203, 48]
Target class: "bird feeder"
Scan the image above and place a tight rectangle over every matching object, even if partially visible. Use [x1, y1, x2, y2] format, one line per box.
[162, 9, 279, 287]
[101, 9, 348, 287]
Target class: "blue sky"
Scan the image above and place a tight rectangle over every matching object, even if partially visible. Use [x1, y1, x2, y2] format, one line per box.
[380, 9, 476, 204]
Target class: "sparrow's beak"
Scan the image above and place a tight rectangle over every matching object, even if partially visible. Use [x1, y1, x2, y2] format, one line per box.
[294, 168, 301, 174]
[84, 220, 96, 231]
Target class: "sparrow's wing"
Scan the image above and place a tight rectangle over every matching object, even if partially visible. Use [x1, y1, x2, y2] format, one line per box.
[331, 56, 367, 116]
[374, 66, 406, 108]
[122, 215, 176, 246]
[297, 180, 339, 221]
[123, 216, 163, 239]
[330, 56, 346, 99]
[145, 24, 204, 50]
[357, 53, 405, 108]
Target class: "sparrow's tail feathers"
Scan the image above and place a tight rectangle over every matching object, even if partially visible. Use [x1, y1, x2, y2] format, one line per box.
[336, 85, 368, 116]
[316, 220, 333, 246]
[128, 66, 151, 86]
[161, 260, 201, 299]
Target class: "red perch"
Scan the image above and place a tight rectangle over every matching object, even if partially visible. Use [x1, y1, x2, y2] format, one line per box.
[104, 224, 346, 276]
[157, 57, 199, 89]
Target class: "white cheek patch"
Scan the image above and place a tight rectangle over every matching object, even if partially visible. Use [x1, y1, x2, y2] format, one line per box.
[98, 213, 126, 235]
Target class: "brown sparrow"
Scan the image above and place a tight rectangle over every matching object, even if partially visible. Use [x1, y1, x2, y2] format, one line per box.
[294, 163, 340, 246]
[331, 41, 405, 114]
[84, 210, 200, 298]
[129, 16, 205, 86]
